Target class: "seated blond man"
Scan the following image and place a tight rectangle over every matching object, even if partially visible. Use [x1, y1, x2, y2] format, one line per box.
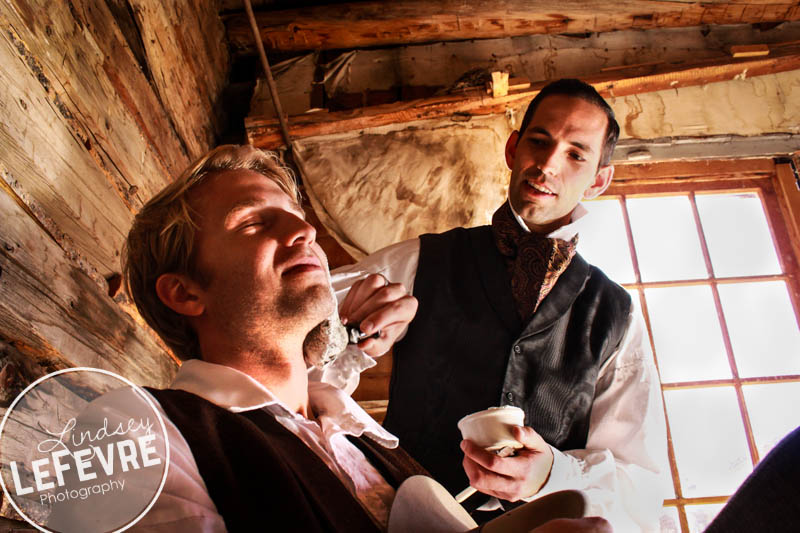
[123, 144, 611, 533]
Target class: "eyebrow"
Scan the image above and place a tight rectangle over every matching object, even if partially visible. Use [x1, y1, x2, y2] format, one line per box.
[223, 199, 304, 227]
[528, 126, 594, 154]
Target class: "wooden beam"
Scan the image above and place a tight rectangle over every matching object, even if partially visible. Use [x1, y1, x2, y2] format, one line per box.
[0, 186, 177, 388]
[226, 0, 800, 54]
[247, 43, 800, 149]
[774, 159, 800, 267]
[611, 159, 776, 185]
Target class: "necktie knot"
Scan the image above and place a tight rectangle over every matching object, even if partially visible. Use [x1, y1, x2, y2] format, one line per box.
[490, 202, 578, 324]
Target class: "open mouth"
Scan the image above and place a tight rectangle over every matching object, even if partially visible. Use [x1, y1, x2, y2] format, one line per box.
[282, 256, 323, 276]
[524, 179, 556, 196]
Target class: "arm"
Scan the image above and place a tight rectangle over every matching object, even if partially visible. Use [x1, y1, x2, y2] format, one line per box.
[310, 239, 421, 394]
[462, 308, 670, 531]
[128, 395, 227, 533]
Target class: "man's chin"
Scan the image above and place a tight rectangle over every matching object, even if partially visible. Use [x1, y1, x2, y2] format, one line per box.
[279, 282, 335, 320]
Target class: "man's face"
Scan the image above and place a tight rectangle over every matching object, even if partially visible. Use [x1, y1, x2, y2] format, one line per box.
[189, 169, 333, 341]
[506, 94, 614, 234]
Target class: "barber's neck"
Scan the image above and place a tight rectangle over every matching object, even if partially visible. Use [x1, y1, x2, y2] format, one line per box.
[508, 199, 575, 235]
[199, 332, 312, 418]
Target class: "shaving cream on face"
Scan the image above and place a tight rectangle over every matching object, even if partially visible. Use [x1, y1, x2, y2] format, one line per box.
[302, 269, 348, 369]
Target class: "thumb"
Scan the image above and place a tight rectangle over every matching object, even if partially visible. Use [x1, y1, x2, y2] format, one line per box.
[512, 425, 548, 451]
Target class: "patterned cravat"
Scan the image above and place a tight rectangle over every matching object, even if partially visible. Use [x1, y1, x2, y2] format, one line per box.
[490, 202, 579, 325]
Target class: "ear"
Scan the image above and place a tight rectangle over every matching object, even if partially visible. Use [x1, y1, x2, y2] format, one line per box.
[582, 165, 615, 200]
[504, 131, 520, 170]
[155, 273, 205, 317]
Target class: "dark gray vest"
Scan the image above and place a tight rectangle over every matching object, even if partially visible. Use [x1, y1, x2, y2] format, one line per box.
[383, 226, 631, 495]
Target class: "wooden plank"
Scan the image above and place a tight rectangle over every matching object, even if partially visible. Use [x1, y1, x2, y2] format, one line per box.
[0, 339, 59, 408]
[612, 159, 776, 183]
[352, 350, 392, 403]
[0, 0, 227, 277]
[774, 161, 800, 274]
[732, 44, 771, 57]
[225, 0, 800, 53]
[128, 0, 229, 159]
[0, 187, 177, 388]
[0, 23, 138, 279]
[0, 1, 186, 202]
[247, 45, 800, 149]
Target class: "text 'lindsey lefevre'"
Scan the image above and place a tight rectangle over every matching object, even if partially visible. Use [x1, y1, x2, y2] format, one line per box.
[8, 416, 162, 496]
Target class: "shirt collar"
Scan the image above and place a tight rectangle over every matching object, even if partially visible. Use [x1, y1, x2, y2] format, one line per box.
[508, 200, 590, 241]
[170, 359, 398, 447]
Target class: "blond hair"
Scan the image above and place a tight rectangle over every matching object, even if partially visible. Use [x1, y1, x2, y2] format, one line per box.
[123, 145, 301, 360]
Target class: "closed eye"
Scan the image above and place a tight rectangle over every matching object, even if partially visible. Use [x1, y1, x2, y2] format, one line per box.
[237, 219, 264, 232]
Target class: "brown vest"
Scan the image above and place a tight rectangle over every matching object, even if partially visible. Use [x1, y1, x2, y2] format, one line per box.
[147, 388, 427, 532]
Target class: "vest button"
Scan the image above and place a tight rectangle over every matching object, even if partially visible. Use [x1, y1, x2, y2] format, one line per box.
[513, 345, 521, 354]
[506, 391, 514, 403]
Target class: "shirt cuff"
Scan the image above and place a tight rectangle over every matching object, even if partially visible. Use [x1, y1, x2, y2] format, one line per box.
[530, 446, 579, 499]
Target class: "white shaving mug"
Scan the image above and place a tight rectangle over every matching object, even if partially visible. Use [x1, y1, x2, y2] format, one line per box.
[457, 406, 525, 451]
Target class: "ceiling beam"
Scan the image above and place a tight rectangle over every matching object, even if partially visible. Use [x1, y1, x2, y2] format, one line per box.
[246, 42, 800, 149]
[226, 1, 800, 53]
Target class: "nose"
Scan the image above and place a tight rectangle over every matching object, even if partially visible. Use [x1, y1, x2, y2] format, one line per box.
[537, 145, 560, 177]
[284, 212, 317, 247]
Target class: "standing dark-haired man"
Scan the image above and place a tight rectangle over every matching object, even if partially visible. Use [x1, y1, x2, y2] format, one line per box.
[330, 79, 670, 531]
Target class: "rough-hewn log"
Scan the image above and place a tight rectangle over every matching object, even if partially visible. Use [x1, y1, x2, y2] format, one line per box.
[0, 17, 147, 279]
[247, 43, 800, 149]
[0, 0, 228, 280]
[0, 187, 177, 389]
[612, 158, 777, 184]
[128, 1, 229, 159]
[226, 0, 800, 53]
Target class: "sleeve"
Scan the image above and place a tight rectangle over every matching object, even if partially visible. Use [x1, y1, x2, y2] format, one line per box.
[309, 238, 421, 395]
[128, 395, 228, 533]
[530, 307, 671, 533]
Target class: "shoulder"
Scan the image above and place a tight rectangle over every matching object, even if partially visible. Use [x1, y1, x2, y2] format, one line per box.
[582, 258, 632, 307]
[419, 224, 491, 250]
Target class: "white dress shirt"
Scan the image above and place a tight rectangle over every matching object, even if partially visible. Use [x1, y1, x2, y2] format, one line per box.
[131, 360, 399, 532]
[319, 202, 671, 532]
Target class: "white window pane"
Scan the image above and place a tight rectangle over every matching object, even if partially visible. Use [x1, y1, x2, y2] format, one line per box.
[743, 382, 800, 459]
[718, 281, 800, 377]
[645, 286, 731, 382]
[686, 503, 726, 533]
[695, 193, 782, 277]
[577, 198, 636, 284]
[664, 387, 752, 497]
[627, 196, 708, 282]
[658, 506, 681, 533]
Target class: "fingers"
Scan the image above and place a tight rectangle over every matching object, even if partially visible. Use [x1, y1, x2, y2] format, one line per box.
[339, 274, 387, 324]
[461, 439, 527, 478]
[339, 273, 418, 357]
[460, 428, 555, 501]
[513, 425, 550, 453]
[461, 448, 517, 501]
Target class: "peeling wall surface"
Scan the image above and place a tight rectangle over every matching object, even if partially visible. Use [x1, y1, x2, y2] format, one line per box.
[297, 115, 512, 256]
[294, 70, 800, 256]
[607, 70, 800, 139]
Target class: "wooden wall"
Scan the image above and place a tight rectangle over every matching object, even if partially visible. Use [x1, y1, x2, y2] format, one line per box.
[0, 0, 229, 399]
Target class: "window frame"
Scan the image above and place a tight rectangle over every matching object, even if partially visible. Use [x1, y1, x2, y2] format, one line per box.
[606, 158, 800, 532]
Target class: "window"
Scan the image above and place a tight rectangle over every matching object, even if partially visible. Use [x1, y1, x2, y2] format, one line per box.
[578, 162, 800, 533]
